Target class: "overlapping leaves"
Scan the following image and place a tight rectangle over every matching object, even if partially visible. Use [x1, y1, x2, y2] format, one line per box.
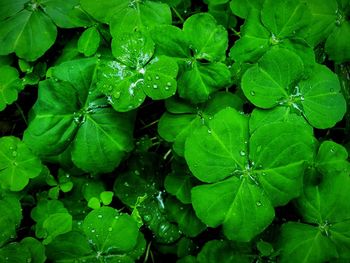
[151, 13, 231, 103]
[278, 141, 350, 263]
[241, 48, 347, 129]
[97, 32, 178, 112]
[184, 107, 316, 241]
[23, 57, 135, 174]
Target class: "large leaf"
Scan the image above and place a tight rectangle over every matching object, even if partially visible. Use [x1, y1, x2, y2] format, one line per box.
[325, 21, 350, 63]
[0, 66, 21, 111]
[261, 0, 311, 38]
[178, 61, 231, 103]
[83, 207, 140, 253]
[242, 48, 346, 129]
[185, 107, 315, 241]
[0, 0, 27, 20]
[183, 13, 228, 62]
[299, 65, 347, 128]
[279, 222, 338, 263]
[23, 58, 135, 174]
[0, 9, 57, 61]
[0, 136, 43, 191]
[109, 0, 172, 35]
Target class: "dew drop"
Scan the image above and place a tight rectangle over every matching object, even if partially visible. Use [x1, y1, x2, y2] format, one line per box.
[108, 227, 113, 232]
[147, 76, 152, 81]
[250, 91, 255, 96]
[330, 148, 335, 153]
[208, 129, 212, 134]
[166, 82, 172, 87]
[12, 151, 17, 157]
[256, 201, 262, 207]
[165, 86, 170, 90]
[300, 96, 305, 101]
[144, 215, 152, 222]
[97, 214, 103, 219]
[153, 84, 158, 89]
[155, 75, 160, 80]
[91, 229, 96, 233]
[240, 150, 246, 156]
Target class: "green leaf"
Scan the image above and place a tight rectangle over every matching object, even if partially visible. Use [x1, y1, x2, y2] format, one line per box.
[164, 161, 197, 204]
[111, 32, 154, 68]
[40, 0, 92, 28]
[316, 141, 350, 175]
[88, 197, 101, 210]
[31, 199, 72, 244]
[20, 237, 46, 263]
[261, 0, 311, 38]
[242, 48, 304, 108]
[78, 27, 101, 57]
[192, 176, 275, 242]
[0, 0, 27, 20]
[298, 64, 347, 128]
[0, 242, 32, 263]
[197, 240, 252, 263]
[0, 10, 57, 61]
[113, 153, 182, 244]
[100, 191, 114, 205]
[178, 61, 231, 103]
[185, 107, 315, 241]
[158, 92, 243, 156]
[83, 206, 140, 253]
[279, 222, 338, 263]
[0, 196, 22, 247]
[143, 56, 178, 100]
[242, 48, 346, 129]
[183, 13, 228, 62]
[325, 21, 350, 63]
[166, 197, 206, 237]
[298, 0, 337, 46]
[80, 0, 128, 23]
[229, 11, 270, 63]
[151, 25, 191, 58]
[0, 136, 43, 191]
[23, 58, 135, 174]
[229, 0, 263, 18]
[109, 0, 172, 35]
[0, 66, 21, 111]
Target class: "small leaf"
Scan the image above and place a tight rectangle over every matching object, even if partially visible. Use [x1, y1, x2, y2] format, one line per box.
[31, 199, 72, 244]
[0, 136, 43, 191]
[0, 65, 21, 111]
[78, 27, 100, 57]
[100, 191, 114, 206]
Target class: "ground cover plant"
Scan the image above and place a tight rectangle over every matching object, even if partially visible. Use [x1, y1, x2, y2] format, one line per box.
[0, 0, 350, 262]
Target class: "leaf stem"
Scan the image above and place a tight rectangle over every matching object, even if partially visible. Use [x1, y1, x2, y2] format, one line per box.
[15, 103, 28, 126]
[172, 7, 185, 23]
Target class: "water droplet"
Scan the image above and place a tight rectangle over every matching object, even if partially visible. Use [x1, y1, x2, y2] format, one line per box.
[91, 229, 96, 233]
[165, 86, 170, 90]
[147, 76, 152, 81]
[300, 96, 305, 101]
[250, 91, 255, 96]
[166, 82, 172, 87]
[240, 150, 246, 156]
[155, 75, 160, 80]
[256, 201, 262, 207]
[108, 227, 113, 232]
[88, 91, 92, 95]
[330, 148, 335, 153]
[153, 84, 158, 89]
[13, 161, 18, 166]
[97, 214, 103, 219]
[208, 129, 212, 134]
[12, 151, 17, 157]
